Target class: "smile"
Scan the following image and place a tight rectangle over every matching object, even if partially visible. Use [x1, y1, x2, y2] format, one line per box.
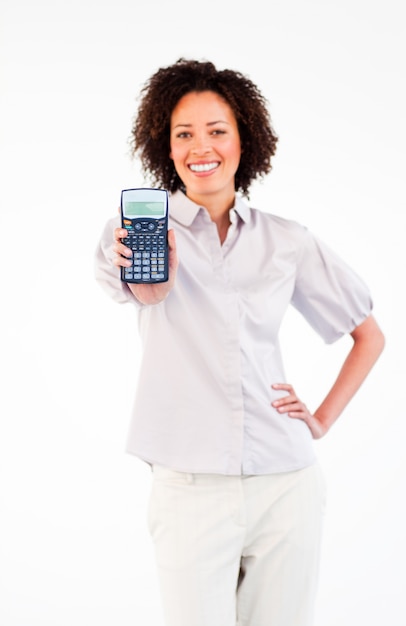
[189, 162, 219, 173]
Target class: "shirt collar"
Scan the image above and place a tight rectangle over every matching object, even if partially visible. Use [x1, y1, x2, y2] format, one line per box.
[169, 190, 252, 227]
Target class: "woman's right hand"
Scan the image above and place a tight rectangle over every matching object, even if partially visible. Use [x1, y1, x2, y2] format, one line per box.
[112, 227, 178, 305]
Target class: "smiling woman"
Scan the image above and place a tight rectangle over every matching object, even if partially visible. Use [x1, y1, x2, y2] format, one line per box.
[131, 58, 278, 197]
[169, 91, 242, 231]
[94, 58, 384, 626]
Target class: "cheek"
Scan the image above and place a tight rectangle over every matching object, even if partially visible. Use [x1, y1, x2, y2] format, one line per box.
[225, 143, 242, 167]
[169, 148, 187, 179]
[224, 135, 242, 159]
[169, 144, 182, 165]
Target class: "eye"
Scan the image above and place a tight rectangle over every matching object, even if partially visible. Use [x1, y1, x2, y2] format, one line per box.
[211, 129, 226, 136]
[176, 131, 191, 139]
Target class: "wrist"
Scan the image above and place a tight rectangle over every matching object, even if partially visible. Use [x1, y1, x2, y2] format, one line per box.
[313, 410, 335, 433]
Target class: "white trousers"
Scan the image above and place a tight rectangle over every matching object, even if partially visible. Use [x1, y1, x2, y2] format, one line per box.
[147, 463, 326, 626]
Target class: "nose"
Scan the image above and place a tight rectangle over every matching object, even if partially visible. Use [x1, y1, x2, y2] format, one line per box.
[190, 132, 211, 155]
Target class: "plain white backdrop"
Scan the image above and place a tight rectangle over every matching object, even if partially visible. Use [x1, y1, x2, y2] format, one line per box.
[1, 0, 404, 624]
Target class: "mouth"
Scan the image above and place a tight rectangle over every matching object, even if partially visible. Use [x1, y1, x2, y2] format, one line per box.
[188, 162, 220, 173]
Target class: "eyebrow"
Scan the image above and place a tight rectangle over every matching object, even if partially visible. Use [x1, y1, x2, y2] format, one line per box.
[173, 120, 230, 129]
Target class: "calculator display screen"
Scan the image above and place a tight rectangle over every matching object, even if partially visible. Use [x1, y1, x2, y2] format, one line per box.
[124, 201, 165, 217]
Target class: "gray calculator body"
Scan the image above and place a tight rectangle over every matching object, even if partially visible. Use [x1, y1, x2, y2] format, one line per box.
[120, 188, 169, 284]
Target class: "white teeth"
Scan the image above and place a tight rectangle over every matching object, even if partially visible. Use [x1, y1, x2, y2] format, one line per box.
[189, 162, 219, 172]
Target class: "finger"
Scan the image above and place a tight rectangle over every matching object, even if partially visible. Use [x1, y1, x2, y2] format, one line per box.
[272, 383, 293, 392]
[277, 401, 303, 413]
[272, 392, 297, 408]
[168, 229, 178, 261]
[113, 241, 133, 258]
[114, 227, 129, 242]
[167, 229, 179, 274]
[167, 228, 176, 249]
[112, 253, 132, 268]
[288, 411, 309, 419]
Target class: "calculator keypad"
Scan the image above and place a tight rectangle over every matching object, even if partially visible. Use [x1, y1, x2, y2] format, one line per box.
[122, 220, 168, 283]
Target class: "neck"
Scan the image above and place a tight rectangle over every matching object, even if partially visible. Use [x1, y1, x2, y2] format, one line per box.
[186, 189, 235, 245]
[186, 186, 235, 219]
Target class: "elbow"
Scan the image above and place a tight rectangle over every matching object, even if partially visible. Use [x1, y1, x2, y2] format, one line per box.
[369, 316, 386, 357]
[351, 314, 385, 359]
[369, 326, 385, 361]
[375, 326, 386, 357]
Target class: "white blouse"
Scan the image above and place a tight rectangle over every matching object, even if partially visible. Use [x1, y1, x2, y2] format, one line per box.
[95, 190, 372, 475]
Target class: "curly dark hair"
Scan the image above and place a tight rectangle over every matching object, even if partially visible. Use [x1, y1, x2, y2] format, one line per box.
[130, 58, 278, 197]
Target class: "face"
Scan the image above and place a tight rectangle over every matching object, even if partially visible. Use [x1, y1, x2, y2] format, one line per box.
[170, 90, 241, 208]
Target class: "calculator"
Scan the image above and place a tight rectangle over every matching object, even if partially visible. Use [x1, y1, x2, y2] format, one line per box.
[120, 188, 169, 284]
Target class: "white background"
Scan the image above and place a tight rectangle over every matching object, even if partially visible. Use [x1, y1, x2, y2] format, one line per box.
[0, 0, 404, 624]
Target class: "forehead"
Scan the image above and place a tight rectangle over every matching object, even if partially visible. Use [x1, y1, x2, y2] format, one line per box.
[171, 90, 236, 124]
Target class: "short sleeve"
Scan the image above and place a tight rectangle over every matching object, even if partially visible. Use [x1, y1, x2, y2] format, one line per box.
[94, 215, 144, 308]
[291, 228, 373, 343]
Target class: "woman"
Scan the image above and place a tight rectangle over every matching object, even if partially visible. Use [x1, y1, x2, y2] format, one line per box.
[95, 58, 384, 626]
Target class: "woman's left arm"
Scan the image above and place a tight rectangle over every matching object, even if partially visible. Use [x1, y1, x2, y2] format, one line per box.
[272, 314, 385, 439]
